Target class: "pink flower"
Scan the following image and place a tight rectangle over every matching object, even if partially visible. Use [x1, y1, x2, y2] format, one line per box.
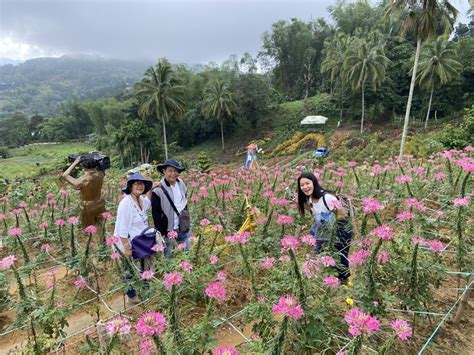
[110, 252, 121, 260]
[68, 216, 79, 225]
[106, 316, 131, 336]
[434, 172, 446, 181]
[261, 256, 276, 270]
[395, 175, 413, 184]
[151, 244, 165, 252]
[177, 242, 187, 249]
[272, 295, 304, 320]
[163, 272, 182, 290]
[167, 230, 178, 239]
[55, 219, 66, 226]
[213, 345, 238, 355]
[1, 255, 16, 270]
[10, 209, 21, 216]
[348, 161, 357, 168]
[377, 251, 390, 264]
[101, 211, 113, 219]
[362, 197, 382, 214]
[199, 187, 209, 198]
[216, 272, 227, 281]
[302, 258, 319, 278]
[8, 227, 22, 237]
[209, 255, 219, 264]
[453, 197, 470, 207]
[141, 270, 155, 280]
[344, 308, 379, 336]
[179, 261, 193, 273]
[349, 249, 371, 267]
[191, 194, 200, 203]
[200, 218, 211, 226]
[73, 278, 87, 288]
[39, 221, 49, 229]
[40, 244, 51, 252]
[135, 311, 167, 337]
[18, 201, 27, 209]
[411, 236, 427, 246]
[396, 211, 414, 221]
[140, 338, 155, 355]
[319, 256, 336, 267]
[370, 224, 394, 241]
[391, 319, 412, 341]
[84, 225, 97, 234]
[276, 214, 294, 225]
[211, 224, 223, 232]
[300, 234, 316, 246]
[280, 235, 299, 252]
[427, 240, 444, 253]
[106, 235, 120, 246]
[205, 281, 227, 300]
[323, 276, 340, 288]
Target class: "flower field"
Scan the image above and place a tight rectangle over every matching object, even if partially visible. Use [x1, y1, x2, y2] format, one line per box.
[0, 148, 473, 354]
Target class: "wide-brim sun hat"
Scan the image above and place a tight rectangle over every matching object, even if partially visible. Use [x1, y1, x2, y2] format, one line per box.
[156, 159, 185, 174]
[122, 173, 153, 194]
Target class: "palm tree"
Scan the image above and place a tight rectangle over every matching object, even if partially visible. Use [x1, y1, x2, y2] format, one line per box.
[343, 37, 390, 133]
[385, 0, 458, 157]
[134, 58, 185, 159]
[417, 36, 462, 128]
[202, 79, 237, 151]
[321, 33, 351, 121]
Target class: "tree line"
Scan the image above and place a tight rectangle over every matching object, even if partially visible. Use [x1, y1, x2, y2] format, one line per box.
[0, 0, 472, 163]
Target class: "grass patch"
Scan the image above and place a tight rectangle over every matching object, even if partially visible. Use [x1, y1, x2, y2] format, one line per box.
[0, 142, 94, 179]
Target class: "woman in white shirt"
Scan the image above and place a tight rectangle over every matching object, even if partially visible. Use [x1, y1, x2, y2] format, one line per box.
[297, 172, 351, 282]
[114, 173, 155, 305]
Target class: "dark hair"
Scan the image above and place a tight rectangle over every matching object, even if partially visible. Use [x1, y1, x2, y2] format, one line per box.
[297, 172, 325, 216]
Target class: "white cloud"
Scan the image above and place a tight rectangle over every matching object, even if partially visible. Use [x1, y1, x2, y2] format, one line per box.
[0, 37, 63, 60]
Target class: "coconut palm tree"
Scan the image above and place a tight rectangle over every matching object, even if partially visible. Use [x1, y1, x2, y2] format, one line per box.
[343, 37, 390, 133]
[417, 36, 462, 128]
[385, 0, 458, 157]
[134, 58, 185, 159]
[321, 33, 352, 121]
[202, 79, 237, 151]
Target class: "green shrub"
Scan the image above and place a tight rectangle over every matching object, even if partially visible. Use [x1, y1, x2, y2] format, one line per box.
[0, 146, 10, 159]
[439, 106, 474, 149]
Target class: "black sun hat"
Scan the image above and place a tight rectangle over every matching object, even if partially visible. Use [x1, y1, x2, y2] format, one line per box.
[156, 159, 185, 174]
[122, 173, 153, 194]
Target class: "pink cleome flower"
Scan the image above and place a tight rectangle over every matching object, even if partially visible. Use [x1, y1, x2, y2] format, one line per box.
[106, 235, 120, 247]
[261, 256, 276, 270]
[349, 249, 371, 267]
[39, 221, 49, 229]
[319, 256, 336, 267]
[453, 196, 470, 207]
[396, 211, 415, 221]
[427, 240, 444, 253]
[179, 261, 193, 273]
[213, 345, 239, 355]
[101, 211, 113, 219]
[300, 234, 316, 246]
[344, 308, 379, 337]
[369, 224, 394, 241]
[73, 278, 87, 288]
[141, 270, 155, 280]
[205, 281, 227, 301]
[106, 316, 131, 336]
[163, 272, 182, 290]
[0, 255, 16, 270]
[280, 235, 299, 253]
[323, 276, 340, 288]
[135, 311, 167, 337]
[362, 197, 382, 214]
[55, 219, 66, 226]
[200, 218, 211, 226]
[84, 225, 97, 234]
[391, 319, 413, 341]
[272, 294, 304, 320]
[209, 255, 219, 264]
[40, 244, 51, 252]
[377, 251, 390, 264]
[68, 216, 79, 225]
[8, 227, 22, 237]
[276, 214, 294, 225]
[167, 230, 178, 239]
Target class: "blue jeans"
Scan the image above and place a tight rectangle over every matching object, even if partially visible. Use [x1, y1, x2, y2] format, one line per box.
[164, 229, 192, 259]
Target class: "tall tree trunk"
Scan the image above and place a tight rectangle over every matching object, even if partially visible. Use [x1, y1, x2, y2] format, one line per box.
[220, 118, 225, 151]
[161, 116, 168, 159]
[400, 38, 422, 158]
[360, 85, 365, 133]
[424, 82, 434, 129]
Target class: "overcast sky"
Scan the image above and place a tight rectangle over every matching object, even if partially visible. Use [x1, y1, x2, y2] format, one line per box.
[0, 0, 471, 64]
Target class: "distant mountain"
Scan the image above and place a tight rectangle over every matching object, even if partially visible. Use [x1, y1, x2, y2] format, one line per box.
[0, 57, 24, 66]
[0, 55, 151, 119]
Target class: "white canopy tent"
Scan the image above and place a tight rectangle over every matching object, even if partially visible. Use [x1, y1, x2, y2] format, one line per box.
[300, 115, 328, 125]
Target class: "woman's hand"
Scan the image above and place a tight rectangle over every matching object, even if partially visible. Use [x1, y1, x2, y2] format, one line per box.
[123, 242, 132, 257]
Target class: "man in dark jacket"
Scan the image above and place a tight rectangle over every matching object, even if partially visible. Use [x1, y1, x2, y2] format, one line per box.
[151, 159, 191, 258]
